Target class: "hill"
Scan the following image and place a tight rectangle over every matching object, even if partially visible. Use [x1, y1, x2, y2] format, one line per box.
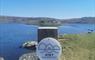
[59, 33, 95, 60]
[0, 16, 95, 24]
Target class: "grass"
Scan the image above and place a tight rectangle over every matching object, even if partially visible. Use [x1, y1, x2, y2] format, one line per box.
[58, 33, 95, 60]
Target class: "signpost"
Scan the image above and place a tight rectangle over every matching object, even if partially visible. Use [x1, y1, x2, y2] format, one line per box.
[37, 20, 62, 60]
[38, 27, 58, 42]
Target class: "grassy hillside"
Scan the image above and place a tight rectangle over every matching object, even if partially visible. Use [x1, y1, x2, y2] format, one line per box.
[59, 33, 95, 60]
[0, 16, 95, 24]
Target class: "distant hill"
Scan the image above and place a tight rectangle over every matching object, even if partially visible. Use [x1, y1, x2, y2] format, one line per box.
[62, 17, 95, 24]
[0, 16, 95, 25]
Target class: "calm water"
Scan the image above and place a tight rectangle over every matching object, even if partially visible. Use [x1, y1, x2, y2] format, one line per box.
[0, 23, 95, 60]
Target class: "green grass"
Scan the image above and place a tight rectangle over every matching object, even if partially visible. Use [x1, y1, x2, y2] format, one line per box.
[59, 33, 95, 60]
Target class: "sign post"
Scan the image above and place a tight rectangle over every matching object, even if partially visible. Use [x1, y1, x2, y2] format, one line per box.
[38, 27, 58, 42]
[37, 20, 62, 60]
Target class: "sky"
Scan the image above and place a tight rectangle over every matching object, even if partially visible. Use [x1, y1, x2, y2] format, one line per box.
[0, 0, 95, 19]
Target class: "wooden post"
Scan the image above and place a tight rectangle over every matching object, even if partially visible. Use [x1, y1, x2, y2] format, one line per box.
[38, 27, 58, 43]
[37, 27, 60, 60]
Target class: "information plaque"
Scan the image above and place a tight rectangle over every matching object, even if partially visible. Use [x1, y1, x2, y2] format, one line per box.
[36, 37, 62, 60]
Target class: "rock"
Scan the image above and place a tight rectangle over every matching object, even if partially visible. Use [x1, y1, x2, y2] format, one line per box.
[20, 41, 38, 50]
[0, 57, 4, 60]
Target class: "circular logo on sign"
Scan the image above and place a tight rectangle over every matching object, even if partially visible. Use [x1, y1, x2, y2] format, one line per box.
[36, 37, 62, 60]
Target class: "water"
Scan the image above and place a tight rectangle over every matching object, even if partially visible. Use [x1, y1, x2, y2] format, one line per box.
[0, 24, 37, 60]
[59, 24, 95, 34]
[0, 23, 95, 60]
